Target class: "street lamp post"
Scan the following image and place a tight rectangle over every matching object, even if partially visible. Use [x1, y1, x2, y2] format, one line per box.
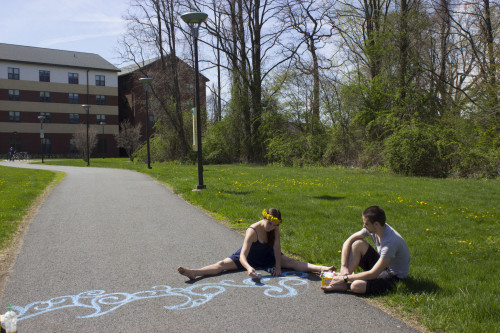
[100, 121, 106, 158]
[37, 115, 46, 163]
[12, 131, 17, 154]
[139, 77, 153, 169]
[181, 11, 208, 190]
[81, 104, 91, 166]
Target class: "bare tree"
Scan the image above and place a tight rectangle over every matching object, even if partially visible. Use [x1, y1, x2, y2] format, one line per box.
[72, 125, 98, 163]
[331, 0, 394, 79]
[277, 0, 336, 134]
[189, 0, 298, 161]
[114, 120, 143, 162]
[120, 0, 191, 159]
[450, 0, 499, 119]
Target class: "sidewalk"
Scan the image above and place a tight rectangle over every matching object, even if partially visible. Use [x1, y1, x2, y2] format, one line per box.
[0, 162, 420, 332]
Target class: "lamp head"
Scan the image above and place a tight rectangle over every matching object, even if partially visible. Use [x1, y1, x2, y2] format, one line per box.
[139, 78, 153, 92]
[81, 104, 91, 112]
[180, 12, 208, 25]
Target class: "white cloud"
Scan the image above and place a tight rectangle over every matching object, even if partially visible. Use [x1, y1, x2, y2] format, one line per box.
[0, 0, 129, 65]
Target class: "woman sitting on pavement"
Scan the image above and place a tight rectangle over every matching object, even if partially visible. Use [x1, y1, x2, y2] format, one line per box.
[178, 208, 334, 279]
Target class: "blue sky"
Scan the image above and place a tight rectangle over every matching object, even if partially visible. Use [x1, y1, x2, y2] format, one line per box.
[1, 0, 129, 67]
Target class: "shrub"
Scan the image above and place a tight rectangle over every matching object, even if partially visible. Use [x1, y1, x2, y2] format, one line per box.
[384, 123, 448, 177]
[449, 127, 500, 179]
[203, 119, 238, 164]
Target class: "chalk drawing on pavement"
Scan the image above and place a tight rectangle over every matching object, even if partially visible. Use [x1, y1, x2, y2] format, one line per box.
[10, 271, 309, 321]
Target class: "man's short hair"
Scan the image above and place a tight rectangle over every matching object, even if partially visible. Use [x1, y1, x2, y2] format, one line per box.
[363, 206, 386, 226]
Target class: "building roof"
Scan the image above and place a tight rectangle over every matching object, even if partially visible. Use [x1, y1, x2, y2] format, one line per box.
[0, 43, 119, 72]
[119, 56, 209, 82]
[119, 58, 160, 76]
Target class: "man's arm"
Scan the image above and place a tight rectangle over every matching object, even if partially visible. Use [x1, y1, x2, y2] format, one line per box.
[347, 257, 391, 281]
[329, 257, 391, 286]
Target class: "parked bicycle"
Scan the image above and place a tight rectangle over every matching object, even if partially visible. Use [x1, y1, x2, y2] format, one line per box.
[12, 152, 30, 161]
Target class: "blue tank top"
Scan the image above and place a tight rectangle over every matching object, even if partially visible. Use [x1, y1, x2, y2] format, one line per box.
[229, 227, 275, 269]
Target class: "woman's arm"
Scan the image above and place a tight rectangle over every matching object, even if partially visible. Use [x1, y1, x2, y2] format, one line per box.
[272, 228, 282, 276]
[239, 228, 259, 277]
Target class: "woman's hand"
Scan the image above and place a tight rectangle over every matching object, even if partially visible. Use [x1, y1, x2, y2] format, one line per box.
[272, 267, 282, 276]
[248, 267, 259, 277]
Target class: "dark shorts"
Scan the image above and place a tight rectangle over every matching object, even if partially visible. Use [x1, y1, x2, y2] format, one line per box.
[358, 245, 399, 294]
[228, 248, 277, 270]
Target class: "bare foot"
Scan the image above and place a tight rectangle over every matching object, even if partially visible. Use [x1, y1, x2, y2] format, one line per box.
[178, 267, 196, 280]
[321, 281, 348, 292]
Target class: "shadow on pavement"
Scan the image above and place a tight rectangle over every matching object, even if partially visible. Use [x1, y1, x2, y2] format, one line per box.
[180, 269, 323, 285]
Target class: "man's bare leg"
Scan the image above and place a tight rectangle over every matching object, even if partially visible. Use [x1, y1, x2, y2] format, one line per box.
[321, 240, 370, 292]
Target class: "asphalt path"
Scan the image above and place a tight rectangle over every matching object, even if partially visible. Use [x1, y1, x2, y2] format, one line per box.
[0, 161, 420, 332]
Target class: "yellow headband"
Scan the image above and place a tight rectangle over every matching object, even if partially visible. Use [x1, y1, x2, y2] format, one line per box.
[262, 209, 283, 225]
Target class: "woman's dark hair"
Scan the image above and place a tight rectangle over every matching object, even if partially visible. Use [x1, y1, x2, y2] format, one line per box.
[265, 208, 281, 248]
[362, 206, 386, 226]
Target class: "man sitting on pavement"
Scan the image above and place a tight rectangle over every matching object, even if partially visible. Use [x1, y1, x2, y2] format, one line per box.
[322, 206, 410, 294]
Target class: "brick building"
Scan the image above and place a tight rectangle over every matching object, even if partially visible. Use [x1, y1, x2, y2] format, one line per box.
[0, 43, 120, 158]
[118, 57, 208, 154]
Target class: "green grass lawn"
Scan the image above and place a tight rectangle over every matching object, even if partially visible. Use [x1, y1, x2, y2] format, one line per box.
[0, 166, 60, 250]
[8, 159, 500, 332]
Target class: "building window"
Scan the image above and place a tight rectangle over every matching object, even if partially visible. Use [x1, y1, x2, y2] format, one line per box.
[97, 114, 106, 124]
[69, 93, 79, 104]
[40, 91, 51, 102]
[69, 139, 78, 154]
[9, 111, 21, 122]
[96, 95, 106, 105]
[10, 137, 22, 152]
[9, 90, 20, 101]
[149, 115, 158, 127]
[97, 138, 108, 153]
[68, 73, 79, 84]
[8, 67, 19, 80]
[40, 112, 51, 123]
[42, 138, 52, 154]
[69, 113, 80, 124]
[95, 75, 105, 86]
[39, 70, 50, 82]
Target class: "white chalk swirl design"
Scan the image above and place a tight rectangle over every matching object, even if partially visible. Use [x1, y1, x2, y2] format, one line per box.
[11, 272, 308, 321]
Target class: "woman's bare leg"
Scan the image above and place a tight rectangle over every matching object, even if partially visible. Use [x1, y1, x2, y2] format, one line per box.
[280, 255, 335, 273]
[178, 258, 238, 280]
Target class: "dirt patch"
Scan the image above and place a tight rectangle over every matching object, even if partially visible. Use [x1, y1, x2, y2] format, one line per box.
[0, 177, 62, 299]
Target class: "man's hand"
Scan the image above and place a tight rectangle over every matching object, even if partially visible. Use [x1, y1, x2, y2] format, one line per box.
[321, 275, 348, 292]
